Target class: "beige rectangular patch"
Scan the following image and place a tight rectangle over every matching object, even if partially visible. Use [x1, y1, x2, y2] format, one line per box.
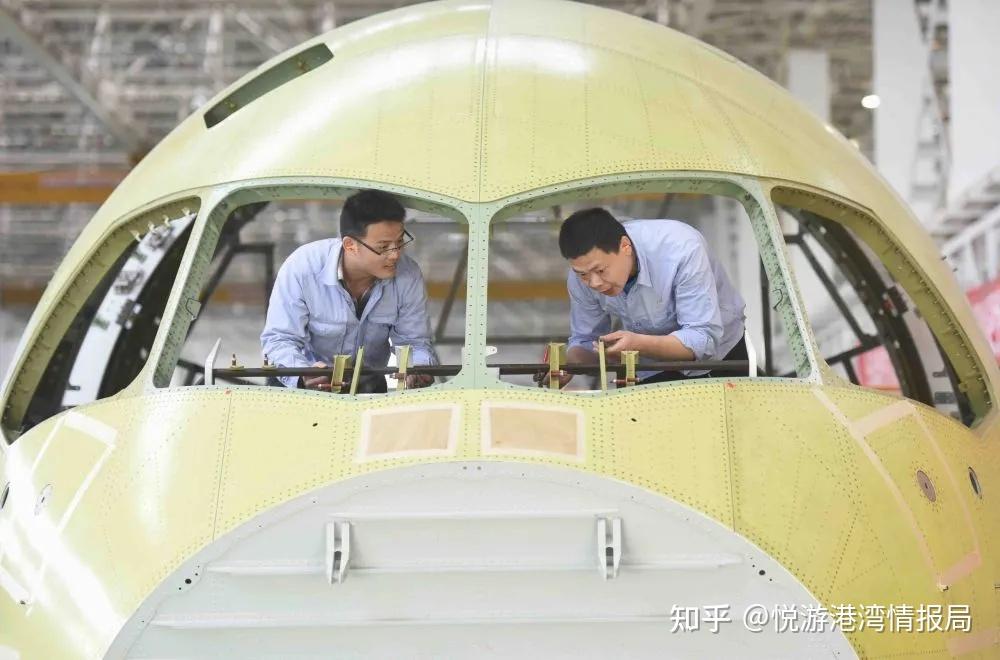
[482, 402, 584, 461]
[357, 404, 460, 462]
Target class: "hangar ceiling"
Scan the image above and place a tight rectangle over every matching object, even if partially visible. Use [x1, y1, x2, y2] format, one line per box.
[0, 0, 882, 285]
[1, 0, 876, 169]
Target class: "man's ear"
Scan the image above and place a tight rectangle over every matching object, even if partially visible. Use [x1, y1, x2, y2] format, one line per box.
[620, 235, 633, 255]
[342, 236, 358, 254]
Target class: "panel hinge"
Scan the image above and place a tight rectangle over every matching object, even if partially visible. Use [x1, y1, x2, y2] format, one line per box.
[596, 516, 622, 580]
[326, 520, 352, 584]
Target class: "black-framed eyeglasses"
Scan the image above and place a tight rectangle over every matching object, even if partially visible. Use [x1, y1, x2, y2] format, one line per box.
[351, 229, 415, 256]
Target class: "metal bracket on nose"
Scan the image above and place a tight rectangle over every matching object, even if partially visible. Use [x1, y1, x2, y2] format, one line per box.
[597, 516, 622, 580]
[349, 347, 364, 395]
[395, 344, 411, 391]
[613, 351, 639, 387]
[597, 339, 608, 391]
[326, 520, 352, 584]
[330, 354, 351, 392]
[548, 341, 567, 390]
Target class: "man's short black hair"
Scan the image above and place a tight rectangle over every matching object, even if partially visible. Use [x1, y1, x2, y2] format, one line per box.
[558, 208, 627, 259]
[340, 189, 406, 238]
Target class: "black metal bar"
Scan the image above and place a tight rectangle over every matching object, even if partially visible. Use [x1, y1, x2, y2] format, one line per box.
[436, 335, 571, 345]
[780, 341, 879, 378]
[841, 355, 860, 385]
[493, 360, 749, 375]
[826, 335, 882, 364]
[793, 236, 868, 343]
[435, 241, 468, 341]
[180, 202, 269, 344]
[214, 360, 751, 379]
[215, 365, 463, 378]
[232, 242, 273, 254]
[760, 260, 772, 376]
[199, 242, 238, 304]
[442, 334, 735, 346]
[826, 338, 881, 365]
[195, 204, 268, 305]
[794, 209, 933, 406]
[177, 358, 254, 385]
[177, 358, 205, 374]
[178, 359, 200, 386]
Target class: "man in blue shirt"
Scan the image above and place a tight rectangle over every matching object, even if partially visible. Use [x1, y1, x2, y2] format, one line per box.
[261, 189, 436, 392]
[557, 207, 746, 386]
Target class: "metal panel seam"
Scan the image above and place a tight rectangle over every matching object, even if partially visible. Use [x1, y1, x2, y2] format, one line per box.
[723, 384, 738, 532]
[473, 1, 495, 204]
[210, 393, 235, 540]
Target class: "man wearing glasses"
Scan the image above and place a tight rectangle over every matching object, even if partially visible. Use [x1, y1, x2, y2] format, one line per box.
[261, 189, 436, 392]
[553, 207, 746, 387]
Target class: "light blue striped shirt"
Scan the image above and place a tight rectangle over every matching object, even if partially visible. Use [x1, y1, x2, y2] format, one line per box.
[567, 220, 746, 374]
[261, 238, 436, 388]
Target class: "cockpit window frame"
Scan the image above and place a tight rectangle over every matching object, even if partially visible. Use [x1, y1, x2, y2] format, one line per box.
[0, 197, 201, 442]
[771, 185, 995, 426]
[150, 179, 475, 394]
[478, 171, 824, 392]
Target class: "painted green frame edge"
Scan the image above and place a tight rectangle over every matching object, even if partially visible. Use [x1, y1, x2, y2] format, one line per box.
[0, 196, 202, 440]
[149, 177, 479, 394]
[476, 171, 824, 391]
[771, 185, 994, 424]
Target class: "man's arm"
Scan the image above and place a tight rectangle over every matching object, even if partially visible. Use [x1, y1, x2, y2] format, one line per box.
[550, 272, 613, 386]
[567, 271, 612, 361]
[389, 264, 437, 386]
[260, 264, 314, 388]
[603, 237, 722, 362]
[666, 237, 723, 361]
[602, 330, 695, 360]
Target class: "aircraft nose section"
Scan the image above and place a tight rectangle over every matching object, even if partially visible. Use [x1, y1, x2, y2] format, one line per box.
[113, 461, 855, 659]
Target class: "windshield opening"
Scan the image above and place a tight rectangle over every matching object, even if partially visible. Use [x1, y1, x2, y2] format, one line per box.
[484, 179, 811, 391]
[162, 186, 468, 395]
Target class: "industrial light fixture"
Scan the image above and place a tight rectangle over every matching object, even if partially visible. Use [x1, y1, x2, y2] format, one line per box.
[861, 94, 881, 109]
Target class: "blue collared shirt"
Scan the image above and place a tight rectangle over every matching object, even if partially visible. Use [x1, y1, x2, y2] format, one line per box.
[567, 220, 746, 375]
[261, 238, 436, 388]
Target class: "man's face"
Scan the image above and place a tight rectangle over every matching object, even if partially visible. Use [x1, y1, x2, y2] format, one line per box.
[568, 236, 634, 296]
[345, 220, 406, 279]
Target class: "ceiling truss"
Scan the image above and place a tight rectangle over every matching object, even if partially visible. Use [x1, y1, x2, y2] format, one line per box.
[0, 0, 875, 284]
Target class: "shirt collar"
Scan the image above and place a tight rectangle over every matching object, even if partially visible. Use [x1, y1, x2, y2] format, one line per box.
[320, 239, 344, 286]
[628, 232, 652, 290]
[623, 276, 636, 295]
[328, 241, 379, 306]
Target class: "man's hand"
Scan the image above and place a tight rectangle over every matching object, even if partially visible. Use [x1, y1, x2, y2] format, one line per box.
[533, 368, 575, 388]
[404, 373, 435, 389]
[532, 344, 576, 388]
[599, 330, 647, 356]
[303, 361, 333, 391]
[532, 345, 601, 388]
